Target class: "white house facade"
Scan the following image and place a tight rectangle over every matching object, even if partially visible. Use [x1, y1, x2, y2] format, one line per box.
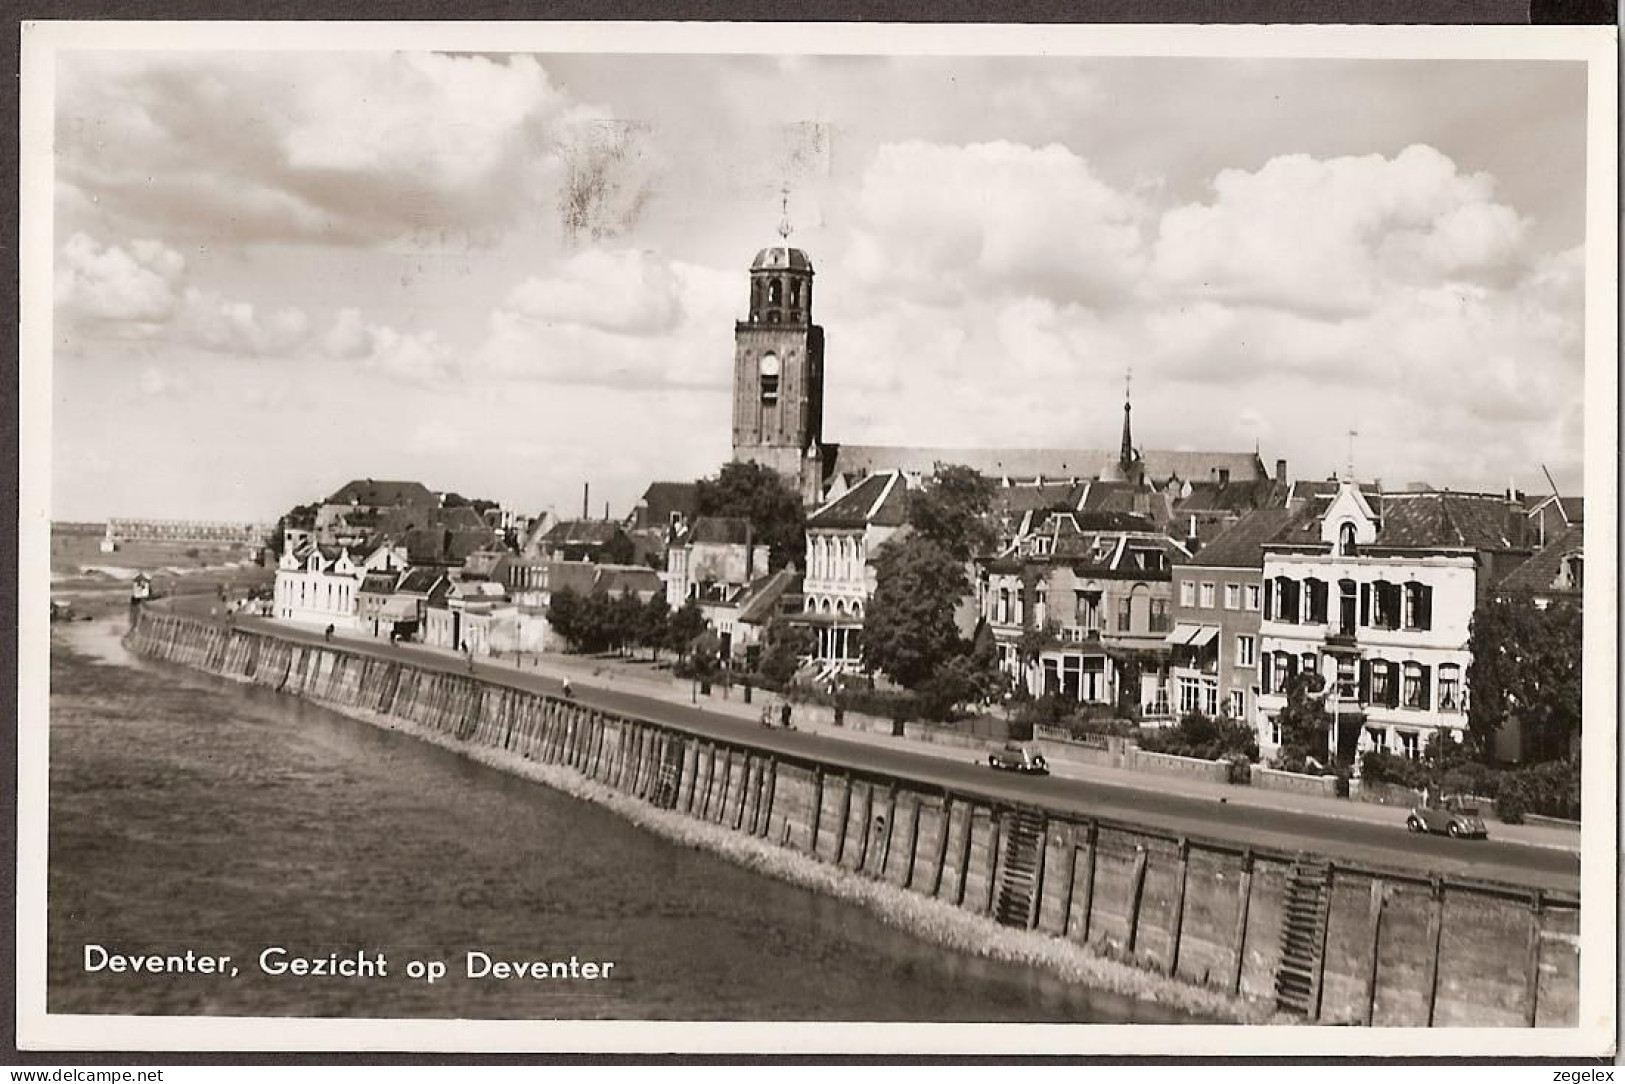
[1254, 481, 1527, 763]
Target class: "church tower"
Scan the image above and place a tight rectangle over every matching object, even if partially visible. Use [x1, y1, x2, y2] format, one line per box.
[731, 202, 826, 505]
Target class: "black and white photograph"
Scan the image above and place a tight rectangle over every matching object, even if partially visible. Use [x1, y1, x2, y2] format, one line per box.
[17, 21, 1617, 1057]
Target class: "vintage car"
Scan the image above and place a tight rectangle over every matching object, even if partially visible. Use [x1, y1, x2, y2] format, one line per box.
[987, 742, 1050, 775]
[1406, 796, 1489, 839]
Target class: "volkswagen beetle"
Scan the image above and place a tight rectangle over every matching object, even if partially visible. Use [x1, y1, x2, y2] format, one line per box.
[988, 742, 1050, 776]
[1406, 796, 1489, 839]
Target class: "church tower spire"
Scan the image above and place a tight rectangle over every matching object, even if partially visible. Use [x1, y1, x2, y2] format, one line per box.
[1119, 368, 1135, 468]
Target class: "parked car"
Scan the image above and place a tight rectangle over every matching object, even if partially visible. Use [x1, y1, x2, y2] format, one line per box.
[988, 742, 1049, 776]
[1407, 796, 1489, 839]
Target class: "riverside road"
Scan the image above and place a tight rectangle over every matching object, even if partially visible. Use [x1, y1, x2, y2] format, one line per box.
[171, 603, 1579, 893]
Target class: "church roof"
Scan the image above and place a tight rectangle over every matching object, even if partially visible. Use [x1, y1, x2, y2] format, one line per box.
[326, 478, 438, 508]
[751, 246, 813, 272]
[826, 444, 1265, 487]
[808, 471, 910, 530]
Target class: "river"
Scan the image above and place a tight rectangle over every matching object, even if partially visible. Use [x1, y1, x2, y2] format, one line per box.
[47, 620, 1199, 1022]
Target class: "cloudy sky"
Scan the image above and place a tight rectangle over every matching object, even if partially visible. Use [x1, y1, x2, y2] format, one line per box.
[49, 48, 1590, 522]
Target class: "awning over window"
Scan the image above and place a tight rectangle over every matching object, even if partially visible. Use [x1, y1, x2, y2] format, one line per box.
[1163, 623, 1219, 647]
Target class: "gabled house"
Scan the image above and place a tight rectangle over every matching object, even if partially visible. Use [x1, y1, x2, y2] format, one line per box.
[665, 516, 770, 608]
[535, 519, 635, 564]
[274, 542, 366, 629]
[976, 511, 1190, 716]
[1256, 480, 1531, 763]
[798, 469, 913, 672]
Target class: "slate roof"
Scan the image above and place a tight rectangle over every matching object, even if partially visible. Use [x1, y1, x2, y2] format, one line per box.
[687, 517, 755, 546]
[326, 479, 437, 508]
[1496, 524, 1584, 595]
[1178, 508, 1297, 568]
[396, 568, 448, 595]
[544, 561, 601, 596]
[1015, 512, 1189, 574]
[633, 481, 700, 529]
[1374, 492, 1526, 550]
[827, 444, 1265, 486]
[808, 471, 910, 530]
[989, 483, 1077, 517]
[541, 519, 624, 547]
[1174, 478, 1282, 515]
[359, 572, 400, 594]
[735, 568, 801, 625]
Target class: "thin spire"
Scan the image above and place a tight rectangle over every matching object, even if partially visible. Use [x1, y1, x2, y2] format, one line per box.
[777, 183, 793, 241]
[1346, 429, 1358, 481]
[1119, 366, 1135, 468]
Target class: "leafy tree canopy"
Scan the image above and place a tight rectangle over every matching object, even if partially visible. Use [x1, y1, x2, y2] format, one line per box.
[907, 463, 998, 562]
[693, 461, 807, 571]
[861, 536, 971, 690]
[1468, 598, 1582, 764]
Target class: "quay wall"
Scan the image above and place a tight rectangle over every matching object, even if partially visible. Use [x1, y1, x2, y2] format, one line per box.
[124, 610, 1580, 1028]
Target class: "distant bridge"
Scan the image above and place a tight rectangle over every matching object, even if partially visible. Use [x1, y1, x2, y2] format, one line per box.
[106, 518, 274, 546]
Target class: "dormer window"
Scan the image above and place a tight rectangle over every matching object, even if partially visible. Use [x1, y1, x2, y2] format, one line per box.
[1338, 522, 1357, 557]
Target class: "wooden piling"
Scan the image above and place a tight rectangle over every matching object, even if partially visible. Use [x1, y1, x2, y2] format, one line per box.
[1312, 864, 1336, 1020]
[1125, 846, 1149, 956]
[901, 797, 922, 888]
[809, 768, 825, 855]
[1230, 850, 1254, 997]
[983, 808, 1003, 915]
[732, 755, 751, 830]
[854, 782, 875, 872]
[1030, 818, 1049, 931]
[833, 774, 854, 865]
[1423, 877, 1446, 1027]
[757, 757, 778, 837]
[1524, 889, 1545, 1028]
[1059, 833, 1079, 938]
[929, 797, 952, 898]
[954, 804, 975, 907]
[877, 785, 898, 879]
[1079, 821, 1099, 943]
[1363, 878, 1387, 1026]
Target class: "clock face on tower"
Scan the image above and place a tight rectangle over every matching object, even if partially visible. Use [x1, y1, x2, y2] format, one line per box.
[759, 353, 780, 403]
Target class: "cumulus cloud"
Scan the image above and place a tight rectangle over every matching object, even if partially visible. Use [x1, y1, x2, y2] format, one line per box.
[55, 233, 185, 327]
[469, 252, 736, 388]
[842, 141, 1149, 308]
[56, 52, 650, 246]
[323, 308, 456, 384]
[1152, 144, 1530, 315]
[56, 233, 312, 357]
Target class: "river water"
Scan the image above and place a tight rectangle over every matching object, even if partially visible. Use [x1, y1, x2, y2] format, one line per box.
[47, 621, 1197, 1022]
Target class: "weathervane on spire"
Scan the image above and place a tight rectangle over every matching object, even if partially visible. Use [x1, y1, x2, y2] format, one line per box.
[777, 183, 793, 241]
[1347, 429, 1359, 481]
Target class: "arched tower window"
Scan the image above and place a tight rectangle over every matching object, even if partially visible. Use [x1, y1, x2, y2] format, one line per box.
[767, 279, 782, 305]
[758, 353, 780, 404]
[1338, 522, 1357, 557]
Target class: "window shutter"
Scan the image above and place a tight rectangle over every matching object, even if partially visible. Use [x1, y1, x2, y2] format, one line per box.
[1358, 659, 1371, 703]
[1388, 663, 1400, 709]
[1419, 585, 1432, 631]
[1359, 583, 1370, 626]
[1285, 653, 1298, 679]
[1263, 579, 1274, 620]
[1419, 666, 1432, 712]
[1261, 655, 1272, 692]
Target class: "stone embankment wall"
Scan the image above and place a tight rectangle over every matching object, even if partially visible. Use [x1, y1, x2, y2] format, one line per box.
[125, 610, 1580, 1028]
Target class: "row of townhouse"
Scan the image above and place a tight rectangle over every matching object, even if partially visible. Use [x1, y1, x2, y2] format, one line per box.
[1168, 479, 1583, 763]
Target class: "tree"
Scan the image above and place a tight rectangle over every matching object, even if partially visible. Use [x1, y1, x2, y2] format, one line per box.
[1273, 671, 1331, 770]
[861, 536, 970, 690]
[907, 463, 998, 561]
[757, 617, 815, 687]
[1468, 598, 1582, 764]
[611, 592, 645, 655]
[666, 599, 708, 658]
[638, 595, 671, 660]
[693, 461, 807, 571]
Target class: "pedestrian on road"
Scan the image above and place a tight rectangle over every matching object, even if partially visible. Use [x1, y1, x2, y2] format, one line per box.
[324, 624, 333, 642]
[780, 700, 793, 729]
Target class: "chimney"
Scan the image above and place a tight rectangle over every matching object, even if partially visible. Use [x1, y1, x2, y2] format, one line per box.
[1275, 458, 1287, 486]
[582, 483, 589, 521]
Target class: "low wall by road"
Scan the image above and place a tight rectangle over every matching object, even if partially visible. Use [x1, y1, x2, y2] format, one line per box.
[123, 609, 1581, 1028]
[1253, 766, 1342, 799]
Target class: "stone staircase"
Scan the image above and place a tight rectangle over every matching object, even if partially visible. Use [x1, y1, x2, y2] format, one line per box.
[993, 808, 1047, 928]
[1275, 857, 1333, 1016]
